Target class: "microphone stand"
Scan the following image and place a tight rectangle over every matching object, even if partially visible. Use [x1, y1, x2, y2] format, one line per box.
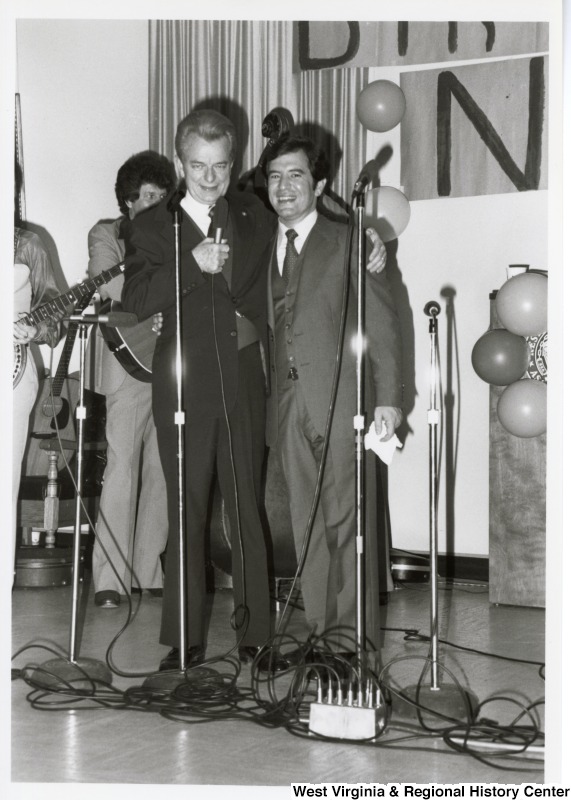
[30, 318, 112, 690]
[144, 199, 190, 690]
[353, 190, 367, 685]
[395, 303, 478, 724]
[310, 179, 384, 740]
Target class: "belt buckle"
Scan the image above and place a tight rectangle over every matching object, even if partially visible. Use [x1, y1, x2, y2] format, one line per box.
[287, 367, 298, 381]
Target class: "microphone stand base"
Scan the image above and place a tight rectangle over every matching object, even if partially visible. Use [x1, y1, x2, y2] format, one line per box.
[142, 667, 210, 692]
[29, 656, 112, 691]
[391, 683, 478, 725]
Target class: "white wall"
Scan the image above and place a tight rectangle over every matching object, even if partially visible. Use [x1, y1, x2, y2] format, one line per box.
[16, 18, 149, 369]
[362, 61, 549, 558]
[14, 19, 551, 560]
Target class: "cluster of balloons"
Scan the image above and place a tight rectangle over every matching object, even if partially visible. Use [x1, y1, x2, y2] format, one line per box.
[471, 272, 547, 438]
[356, 80, 411, 241]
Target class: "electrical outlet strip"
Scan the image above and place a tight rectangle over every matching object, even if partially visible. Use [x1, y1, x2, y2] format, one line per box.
[309, 702, 384, 740]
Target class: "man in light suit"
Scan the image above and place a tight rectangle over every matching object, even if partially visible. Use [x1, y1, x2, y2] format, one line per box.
[88, 151, 174, 608]
[264, 136, 403, 653]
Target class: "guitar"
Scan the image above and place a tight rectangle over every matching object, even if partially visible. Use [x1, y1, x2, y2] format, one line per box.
[22, 290, 93, 476]
[98, 299, 155, 382]
[13, 260, 126, 389]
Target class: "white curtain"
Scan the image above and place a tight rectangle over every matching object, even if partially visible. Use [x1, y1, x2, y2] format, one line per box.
[148, 20, 368, 203]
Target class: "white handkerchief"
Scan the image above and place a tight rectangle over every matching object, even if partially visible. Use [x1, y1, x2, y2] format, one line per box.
[364, 421, 403, 465]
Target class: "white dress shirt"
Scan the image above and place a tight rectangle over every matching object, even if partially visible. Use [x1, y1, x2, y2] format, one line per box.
[276, 210, 318, 275]
[180, 193, 213, 236]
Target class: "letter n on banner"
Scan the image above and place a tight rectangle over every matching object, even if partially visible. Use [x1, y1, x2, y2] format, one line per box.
[400, 57, 548, 200]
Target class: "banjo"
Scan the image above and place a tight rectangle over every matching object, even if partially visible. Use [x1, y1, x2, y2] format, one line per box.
[13, 260, 126, 388]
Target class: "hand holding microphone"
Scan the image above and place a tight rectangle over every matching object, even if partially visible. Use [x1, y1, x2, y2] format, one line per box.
[193, 197, 230, 274]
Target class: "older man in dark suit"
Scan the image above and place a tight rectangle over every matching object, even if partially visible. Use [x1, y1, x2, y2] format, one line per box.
[121, 110, 283, 672]
[264, 136, 403, 653]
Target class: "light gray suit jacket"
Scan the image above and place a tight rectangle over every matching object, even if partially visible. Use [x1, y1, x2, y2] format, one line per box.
[86, 218, 129, 396]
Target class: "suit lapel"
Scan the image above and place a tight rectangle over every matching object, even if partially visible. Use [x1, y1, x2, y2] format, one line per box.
[227, 195, 255, 293]
[297, 215, 340, 299]
[267, 235, 278, 330]
[154, 199, 203, 253]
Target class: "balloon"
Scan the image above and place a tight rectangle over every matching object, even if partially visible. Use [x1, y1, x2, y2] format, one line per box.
[357, 80, 406, 132]
[496, 378, 547, 438]
[471, 329, 529, 386]
[364, 186, 411, 241]
[496, 272, 547, 337]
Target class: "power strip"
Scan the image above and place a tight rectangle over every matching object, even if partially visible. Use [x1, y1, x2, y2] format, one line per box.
[309, 701, 385, 740]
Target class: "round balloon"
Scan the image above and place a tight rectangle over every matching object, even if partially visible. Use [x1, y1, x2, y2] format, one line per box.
[471, 329, 529, 386]
[357, 80, 406, 132]
[497, 378, 547, 438]
[496, 272, 547, 337]
[364, 186, 411, 241]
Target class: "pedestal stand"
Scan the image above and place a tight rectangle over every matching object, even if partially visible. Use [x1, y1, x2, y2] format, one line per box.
[392, 302, 478, 725]
[30, 321, 112, 690]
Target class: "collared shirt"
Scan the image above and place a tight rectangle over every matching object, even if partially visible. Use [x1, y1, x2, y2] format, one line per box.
[180, 193, 213, 236]
[276, 210, 318, 275]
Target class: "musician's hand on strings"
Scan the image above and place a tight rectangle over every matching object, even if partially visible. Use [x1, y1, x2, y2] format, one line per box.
[13, 317, 39, 344]
[151, 313, 163, 335]
[366, 228, 387, 274]
[193, 239, 229, 274]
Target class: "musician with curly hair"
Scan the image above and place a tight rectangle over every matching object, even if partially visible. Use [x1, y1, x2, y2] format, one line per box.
[87, 150, 175, 608]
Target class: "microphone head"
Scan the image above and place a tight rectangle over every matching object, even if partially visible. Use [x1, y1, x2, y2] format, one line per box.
[423, 301, 441, 317]
[167, 185, 185, 212]
[352, 160, 379, 195]
[105, 312, 139, 328]
[211, 196, 229, 238]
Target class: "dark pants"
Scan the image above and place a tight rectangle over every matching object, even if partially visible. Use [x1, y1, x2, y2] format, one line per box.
[156, 344, 271, 649]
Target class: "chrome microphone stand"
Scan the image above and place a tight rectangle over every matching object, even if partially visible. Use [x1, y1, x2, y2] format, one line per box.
[353, 190, 368, 683]
[144, 196, 190, 690]
[395, 302, 478, 725]
[31, 317, 112, 690]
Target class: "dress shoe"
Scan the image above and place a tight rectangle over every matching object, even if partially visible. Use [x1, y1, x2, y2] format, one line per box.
[238, 645, 289, 673]
[94, 590, 120, 608]
[131, 587, 163, 597]
[159, 645, 205, 672]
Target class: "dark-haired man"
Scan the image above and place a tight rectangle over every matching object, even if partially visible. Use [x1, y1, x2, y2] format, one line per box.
[88, 150, 175, 608]
[264, 136, 403, 652]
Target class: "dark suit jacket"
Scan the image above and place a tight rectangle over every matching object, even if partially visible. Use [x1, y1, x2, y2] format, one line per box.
[121, 189, 276, 425]
[266, 213, 403, 446]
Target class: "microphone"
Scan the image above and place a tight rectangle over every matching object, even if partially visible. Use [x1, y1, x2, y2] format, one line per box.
[167, 185, 185, 213]
[352, 160, 379, 196]
[211, 197, 229, 244]
[67, 312, 139, 328]
[423, 301, 441, 317]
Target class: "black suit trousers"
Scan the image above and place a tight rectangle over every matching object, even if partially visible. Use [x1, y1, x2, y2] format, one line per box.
[156, 343, 271, 649]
